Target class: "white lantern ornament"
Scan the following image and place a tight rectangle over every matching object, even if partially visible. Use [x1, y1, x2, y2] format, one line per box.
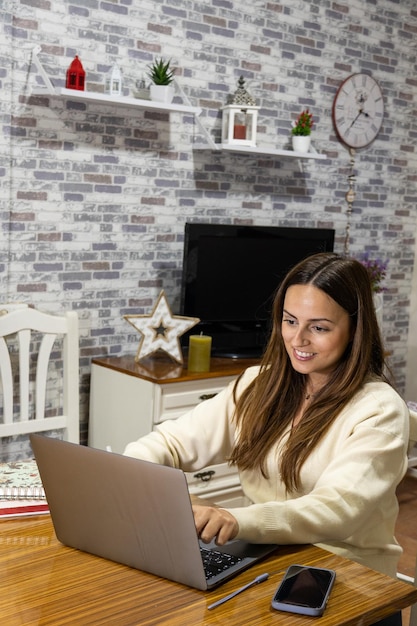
[105, 64, 122, 96]
[221, 76, 260, 147]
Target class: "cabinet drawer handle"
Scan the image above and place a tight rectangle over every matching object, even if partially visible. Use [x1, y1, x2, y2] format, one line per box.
[199, 393, 217, 401]
[194, 470, 215, 482]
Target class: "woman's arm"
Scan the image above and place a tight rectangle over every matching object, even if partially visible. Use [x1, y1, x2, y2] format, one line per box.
[227, 388, 409, 546]
[123, 366, 259, 470]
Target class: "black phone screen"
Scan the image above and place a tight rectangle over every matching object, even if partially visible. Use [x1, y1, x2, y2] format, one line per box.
[274, 565, 334, 608]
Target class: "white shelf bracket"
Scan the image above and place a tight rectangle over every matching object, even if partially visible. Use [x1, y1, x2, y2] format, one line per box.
[173, 78, 217, 151]
[193, 116, 218, 151]
[30, 46, 56, 95]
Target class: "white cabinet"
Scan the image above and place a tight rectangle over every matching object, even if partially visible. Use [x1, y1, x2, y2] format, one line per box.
[89, 355, 258, 506]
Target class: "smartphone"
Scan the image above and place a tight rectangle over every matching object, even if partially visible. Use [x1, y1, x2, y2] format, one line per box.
[271, 564, 336, 617]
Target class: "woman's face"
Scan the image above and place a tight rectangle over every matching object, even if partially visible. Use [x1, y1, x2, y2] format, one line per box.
[281, 284, 352, 384]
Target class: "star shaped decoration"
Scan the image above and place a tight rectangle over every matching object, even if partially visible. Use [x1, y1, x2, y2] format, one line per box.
[124, 290, 200, 364]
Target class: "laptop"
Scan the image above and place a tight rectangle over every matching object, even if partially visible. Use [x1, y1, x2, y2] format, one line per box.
[30, 434, 277, 590]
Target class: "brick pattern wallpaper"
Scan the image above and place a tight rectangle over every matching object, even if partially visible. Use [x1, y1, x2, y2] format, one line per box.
[1, 1, 417, 458]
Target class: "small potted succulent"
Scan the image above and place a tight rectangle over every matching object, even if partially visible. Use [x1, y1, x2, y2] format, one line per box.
[291, 109, 314, 153]
[147, 58, 175, 103]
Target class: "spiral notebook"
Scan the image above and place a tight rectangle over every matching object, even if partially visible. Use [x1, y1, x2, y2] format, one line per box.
[0, 459, 49, 518]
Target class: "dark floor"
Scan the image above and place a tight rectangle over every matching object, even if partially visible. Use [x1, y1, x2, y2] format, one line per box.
[396, 474, 417, 624]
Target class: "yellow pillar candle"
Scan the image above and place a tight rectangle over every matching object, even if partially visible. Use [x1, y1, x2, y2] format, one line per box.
[188, 334, 212, 372]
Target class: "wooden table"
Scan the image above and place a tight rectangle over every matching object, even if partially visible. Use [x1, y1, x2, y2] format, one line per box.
[1, 515, 417, 626]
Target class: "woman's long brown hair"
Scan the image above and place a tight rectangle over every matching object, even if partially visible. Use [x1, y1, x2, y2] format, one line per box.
[228, 252, 389, 493]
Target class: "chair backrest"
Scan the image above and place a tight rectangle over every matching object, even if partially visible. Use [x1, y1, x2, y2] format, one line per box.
[408, 405, 417, 479]
[0, 306, 79, 443]
[406, 407, 417, 625]
[409, 405, 417, 441]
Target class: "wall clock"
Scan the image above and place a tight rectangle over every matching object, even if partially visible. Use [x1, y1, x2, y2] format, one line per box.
[332, 73, 384, 149]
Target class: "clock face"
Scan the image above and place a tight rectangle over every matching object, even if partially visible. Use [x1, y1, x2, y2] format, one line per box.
[332, 73, 384, 149]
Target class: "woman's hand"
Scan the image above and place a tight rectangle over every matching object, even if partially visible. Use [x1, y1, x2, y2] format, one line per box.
[192, 504, 239, 545]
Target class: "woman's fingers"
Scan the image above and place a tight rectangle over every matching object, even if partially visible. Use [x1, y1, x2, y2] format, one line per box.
[192, 504, 239, 545]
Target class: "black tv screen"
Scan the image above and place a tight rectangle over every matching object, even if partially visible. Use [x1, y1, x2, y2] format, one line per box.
[180, 223, 335, 358]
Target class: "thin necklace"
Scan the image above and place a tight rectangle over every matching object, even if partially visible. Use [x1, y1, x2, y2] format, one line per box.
[305, 379, 324, 400]
[305, 393, 317, 400]
[305, 389, 320, 400]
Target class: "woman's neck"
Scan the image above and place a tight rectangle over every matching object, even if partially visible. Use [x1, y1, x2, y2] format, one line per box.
[305, 375, 328, 399]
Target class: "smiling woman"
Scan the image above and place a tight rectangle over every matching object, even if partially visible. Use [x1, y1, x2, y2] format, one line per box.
[282, 283, 352, 389]
[124, 252, 410, 626]
[230, 252, 393, 493]
[282, 284, 353, 427]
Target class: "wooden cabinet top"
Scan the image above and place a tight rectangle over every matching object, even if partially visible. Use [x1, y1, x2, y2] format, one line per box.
[91, 355, 260, 385]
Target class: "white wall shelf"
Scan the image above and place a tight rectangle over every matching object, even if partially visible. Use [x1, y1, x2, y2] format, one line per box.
[30, 47, 326, 161]
[192, 142, 327, 160]
[29, 47, 201, 116]
[31, 85, 202, 116]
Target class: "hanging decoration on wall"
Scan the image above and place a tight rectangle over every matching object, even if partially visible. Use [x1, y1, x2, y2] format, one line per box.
[221, 76, 260, 147]
[65, 55, 86, 91]
[343, 148, 356, 255]
[124, 291, 200, 364]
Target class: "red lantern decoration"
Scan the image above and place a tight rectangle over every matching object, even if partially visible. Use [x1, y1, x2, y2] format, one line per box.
[65, 55, 86, 91]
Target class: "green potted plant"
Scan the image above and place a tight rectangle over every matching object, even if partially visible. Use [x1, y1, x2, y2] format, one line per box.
[147, 58, 175, 103]
[291, 109, 314, 153]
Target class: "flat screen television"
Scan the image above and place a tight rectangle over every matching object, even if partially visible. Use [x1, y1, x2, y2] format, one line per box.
[179, 223, 335, 358]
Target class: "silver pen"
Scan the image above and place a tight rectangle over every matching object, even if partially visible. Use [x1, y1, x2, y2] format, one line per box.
[207, 572, 270, 610]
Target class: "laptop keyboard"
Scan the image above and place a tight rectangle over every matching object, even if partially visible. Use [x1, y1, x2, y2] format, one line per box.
[200, 546, 243, 579]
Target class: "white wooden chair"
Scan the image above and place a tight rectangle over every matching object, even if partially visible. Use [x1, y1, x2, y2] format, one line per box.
[396, 407, 417, 625]
[408, 408, 417, 626]
[407, 403, 417, 479]
[0, 306, 79, 443]
[410, 575, 417, 626]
